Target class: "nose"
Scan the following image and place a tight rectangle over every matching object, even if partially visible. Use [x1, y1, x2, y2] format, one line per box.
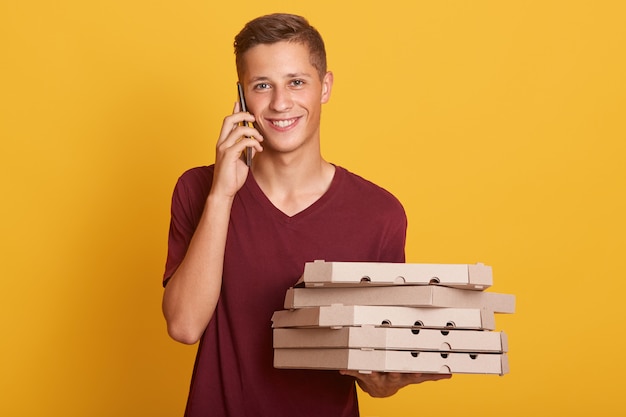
[269, 86, 293, 112]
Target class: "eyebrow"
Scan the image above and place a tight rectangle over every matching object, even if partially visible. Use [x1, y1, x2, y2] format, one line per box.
[249, 72, 313, 82]
[285, 72, 313, 78]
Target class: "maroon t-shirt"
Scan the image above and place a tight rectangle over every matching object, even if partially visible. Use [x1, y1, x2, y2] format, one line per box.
[164, 165, 407, 417]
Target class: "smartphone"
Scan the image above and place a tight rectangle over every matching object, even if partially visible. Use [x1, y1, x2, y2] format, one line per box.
[237, 82, 253, 167]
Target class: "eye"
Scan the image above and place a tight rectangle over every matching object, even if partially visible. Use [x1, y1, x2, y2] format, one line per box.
[254, 82, 271, 90]
[290, 79, 305, 87]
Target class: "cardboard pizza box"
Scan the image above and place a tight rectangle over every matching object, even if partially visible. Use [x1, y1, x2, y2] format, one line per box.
[274, 348, 509, 375]
[271, 305, 496, 330]
[284, 286, 516, 313]
[273, 327, 508, 353]
[296, 260, 492, 290]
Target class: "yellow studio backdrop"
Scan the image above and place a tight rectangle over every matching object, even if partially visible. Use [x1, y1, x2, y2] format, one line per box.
[1, 0, 624, 416]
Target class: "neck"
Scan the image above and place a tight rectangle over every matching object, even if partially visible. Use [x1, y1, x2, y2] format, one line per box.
[251, 151, 335, 216]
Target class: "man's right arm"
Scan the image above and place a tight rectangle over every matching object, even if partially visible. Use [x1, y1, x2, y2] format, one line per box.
[162, 193, 234, 344]
[162, 106, 262, 344]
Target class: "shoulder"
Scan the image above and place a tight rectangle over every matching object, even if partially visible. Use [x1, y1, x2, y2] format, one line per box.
[334, 166, 405, 213]
[169, 165, 215, 214]
[176, 165, 214, 188]
[172, 165, 214, 197]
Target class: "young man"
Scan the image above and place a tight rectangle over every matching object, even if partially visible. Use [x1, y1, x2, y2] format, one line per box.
[162, 13, 450, 417]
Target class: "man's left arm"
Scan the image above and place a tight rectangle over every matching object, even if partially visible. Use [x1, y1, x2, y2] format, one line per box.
[350, 196, 451, 397]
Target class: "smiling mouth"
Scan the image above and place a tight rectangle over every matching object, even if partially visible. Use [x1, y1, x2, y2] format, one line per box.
[270, 118, 298, 128]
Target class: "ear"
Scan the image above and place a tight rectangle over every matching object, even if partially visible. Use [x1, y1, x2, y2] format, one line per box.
[320, 71, 334, 104]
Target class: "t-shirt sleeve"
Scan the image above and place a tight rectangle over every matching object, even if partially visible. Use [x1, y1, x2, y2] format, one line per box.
[162, 167, 213, 286]
[378, 196, 408, 263]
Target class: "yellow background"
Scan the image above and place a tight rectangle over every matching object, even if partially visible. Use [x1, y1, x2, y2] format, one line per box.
[2, 0, 625, 416]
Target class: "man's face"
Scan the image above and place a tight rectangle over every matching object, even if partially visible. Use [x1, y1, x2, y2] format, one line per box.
[239, 41, 333, 156]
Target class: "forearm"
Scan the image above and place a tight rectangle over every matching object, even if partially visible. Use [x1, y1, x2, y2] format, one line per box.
[162, 193, 233, 344]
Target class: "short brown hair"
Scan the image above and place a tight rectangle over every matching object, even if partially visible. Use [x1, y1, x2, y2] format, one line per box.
[234, 13, 327, 80]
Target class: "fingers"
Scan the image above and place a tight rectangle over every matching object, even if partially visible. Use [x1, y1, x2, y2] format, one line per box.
[215, 134, 262, 168]
[340, 370, 451, 385]
[405, 372, 452, 384]
[218, 112, 258, 145]
[216, 105, 263, 162]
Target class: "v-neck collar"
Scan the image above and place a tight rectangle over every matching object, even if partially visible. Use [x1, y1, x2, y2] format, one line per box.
[243, 165, 342, 223]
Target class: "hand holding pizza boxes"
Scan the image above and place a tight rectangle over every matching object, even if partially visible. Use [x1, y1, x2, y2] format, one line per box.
[272, 260, 515, 375]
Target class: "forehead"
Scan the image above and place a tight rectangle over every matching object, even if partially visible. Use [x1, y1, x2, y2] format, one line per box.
[239, 41, 316, 82]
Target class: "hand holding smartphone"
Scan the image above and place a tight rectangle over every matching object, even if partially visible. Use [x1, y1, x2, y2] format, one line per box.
[237, 82, 253, 167]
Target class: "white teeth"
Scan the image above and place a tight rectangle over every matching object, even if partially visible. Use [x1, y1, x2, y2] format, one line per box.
[272, 119, 295, 128]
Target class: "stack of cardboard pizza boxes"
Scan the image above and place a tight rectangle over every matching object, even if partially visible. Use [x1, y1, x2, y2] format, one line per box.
[272, 260, 515, 375]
